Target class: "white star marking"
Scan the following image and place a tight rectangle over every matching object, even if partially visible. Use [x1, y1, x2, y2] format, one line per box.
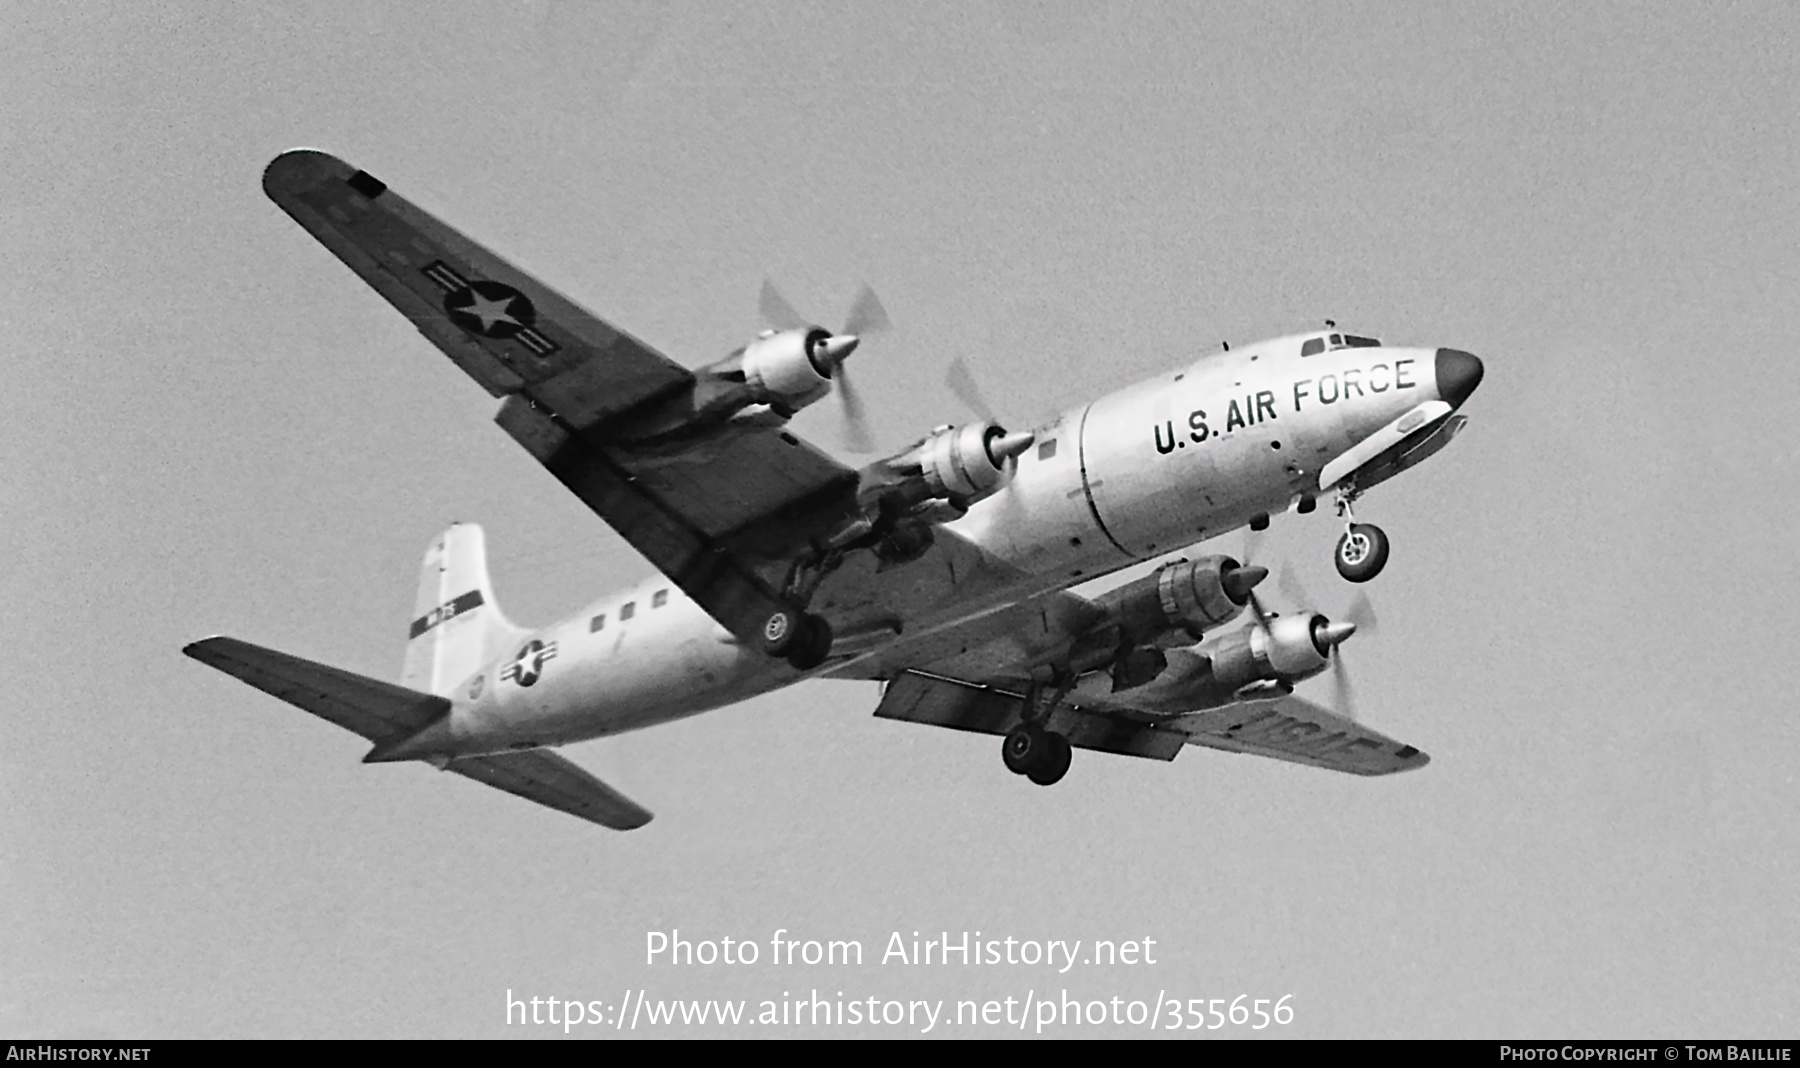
[457, 289, 520, 332]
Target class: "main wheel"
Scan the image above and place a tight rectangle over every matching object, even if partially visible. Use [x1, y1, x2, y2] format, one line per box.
[1026, 733, 1072, 786]
[758, 607, 804, 657]
[1002, 724, 1047, 775]
[1334, 522, 1390, 583]
[785, 615, 833, 671]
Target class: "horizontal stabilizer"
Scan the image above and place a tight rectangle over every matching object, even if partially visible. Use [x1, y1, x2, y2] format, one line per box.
[185, 635, 448, 741]
[447, 749, 653, 830]
[183, 636, 653, 830]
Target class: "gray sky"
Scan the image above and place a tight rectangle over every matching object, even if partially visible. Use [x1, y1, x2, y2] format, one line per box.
[4, 0, 1796, 1038]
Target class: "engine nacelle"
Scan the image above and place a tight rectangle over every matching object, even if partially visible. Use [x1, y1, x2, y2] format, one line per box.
[741, 327, 833, 412]
[1209, 613, 1340, 689]
[1104, 556, 1261, 644]
[887, 422, 1036, 505]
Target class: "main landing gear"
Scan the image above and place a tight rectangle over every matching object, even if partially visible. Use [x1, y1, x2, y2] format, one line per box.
[1002, 675, 1074, 786]
[758, 607, 833, 671]
[1332, 487, 1390, 584]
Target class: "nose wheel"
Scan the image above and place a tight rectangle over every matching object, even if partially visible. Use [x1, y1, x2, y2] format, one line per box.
[1331, 489, 1390, 583]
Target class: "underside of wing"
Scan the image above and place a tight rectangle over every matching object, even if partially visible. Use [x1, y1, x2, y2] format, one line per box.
[264, 149, 861, 643]
[1156, 694, 1429, 776]
[875, 669, 1428, 776]
[263, 149, 691, 416]
[184, 636, 654, 830]
[875, 670, 1185, 761]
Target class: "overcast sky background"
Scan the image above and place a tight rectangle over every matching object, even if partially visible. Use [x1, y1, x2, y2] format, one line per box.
[4, 1, 1797, 1039]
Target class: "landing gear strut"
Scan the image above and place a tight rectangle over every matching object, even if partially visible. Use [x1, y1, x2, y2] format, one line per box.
[1332, 488, 1389, 583]
[1002, 674, 1075, 785]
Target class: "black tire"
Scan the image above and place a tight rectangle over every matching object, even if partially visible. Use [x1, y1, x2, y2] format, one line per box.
[1334, 523, 1390, 583]
[758, 607, 804, 657]
[1026, 733, 1072, 786]
[1002, 724, 1046, 775]
[785, 615, 833, 671]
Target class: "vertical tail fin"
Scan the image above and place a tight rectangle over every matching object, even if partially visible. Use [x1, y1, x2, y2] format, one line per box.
[401, 523, 527, 697]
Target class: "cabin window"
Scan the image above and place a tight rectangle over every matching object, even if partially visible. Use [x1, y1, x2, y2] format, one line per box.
[1038, 439, 1057, 461]
[620, 601, 636, 621]
[589, 614, 605, 632]
[1300, 337, 1325, 357]
[652, 589, 669, 608]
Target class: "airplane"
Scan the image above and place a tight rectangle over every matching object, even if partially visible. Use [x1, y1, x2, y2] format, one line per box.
[184, 149, 1485, 830]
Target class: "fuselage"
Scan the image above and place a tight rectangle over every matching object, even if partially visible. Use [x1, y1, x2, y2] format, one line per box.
[434, 330, 1479, 756]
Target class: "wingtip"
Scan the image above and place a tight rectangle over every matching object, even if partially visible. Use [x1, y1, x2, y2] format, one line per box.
[181, 635, 228, 659]
[262, 148, 353, 201]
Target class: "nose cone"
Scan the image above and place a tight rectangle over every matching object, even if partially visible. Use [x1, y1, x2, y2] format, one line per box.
[1435, 348, 1484, 408]
[818, 333, 859, 367]
[1221, 564, 1269, 604]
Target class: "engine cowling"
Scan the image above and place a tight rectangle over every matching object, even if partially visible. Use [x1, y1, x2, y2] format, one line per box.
[1105, 556, 1263, 644]
[1208, 613, 1345, 689]
[887, 422, 1036, 504]
[741, 327, 834, 411]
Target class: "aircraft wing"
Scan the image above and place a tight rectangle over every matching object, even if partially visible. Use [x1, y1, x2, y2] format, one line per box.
[184, 636, 653, 830]
[262, 150, 858, 640]
[875, 669, 1428, 776]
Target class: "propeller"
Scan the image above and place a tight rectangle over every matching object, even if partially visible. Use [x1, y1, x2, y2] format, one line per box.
[759, 279, 890, 452]
[1236, 526, 1271, 630]
[945, 356, 998, 423]
[1273, 559, 1375, 721]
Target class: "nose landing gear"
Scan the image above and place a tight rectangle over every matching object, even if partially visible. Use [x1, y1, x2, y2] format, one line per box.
[1332, 488, 1389, 583]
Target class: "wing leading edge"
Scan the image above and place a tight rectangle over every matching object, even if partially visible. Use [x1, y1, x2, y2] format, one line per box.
[184, 637, 652, 830]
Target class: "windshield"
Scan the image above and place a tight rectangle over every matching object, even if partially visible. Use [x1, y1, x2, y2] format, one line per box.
[1302, 333, 1382, 356]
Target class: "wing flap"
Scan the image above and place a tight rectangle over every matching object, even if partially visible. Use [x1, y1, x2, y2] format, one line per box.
[874, 670, 1185, 761]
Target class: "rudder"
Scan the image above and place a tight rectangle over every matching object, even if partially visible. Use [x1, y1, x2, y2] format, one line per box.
[401, 523, 527, 696]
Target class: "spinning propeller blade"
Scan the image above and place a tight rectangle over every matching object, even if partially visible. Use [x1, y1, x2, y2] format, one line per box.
[1264, 558, 1375, 721]
[945, 356, 997, 423]
[758, 278, 807, 332]
[757, 280, 889, 453]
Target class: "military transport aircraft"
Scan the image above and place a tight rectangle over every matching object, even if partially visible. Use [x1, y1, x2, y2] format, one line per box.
[184, 150, 1485, 830]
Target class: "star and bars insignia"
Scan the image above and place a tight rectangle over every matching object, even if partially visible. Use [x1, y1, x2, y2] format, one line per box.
[422, 261, 560, 358]
[501, 639, 559, 688]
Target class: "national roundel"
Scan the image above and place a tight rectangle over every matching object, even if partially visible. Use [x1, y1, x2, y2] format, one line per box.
[502, 639, 557, 688]
[444, 280, 537, 339]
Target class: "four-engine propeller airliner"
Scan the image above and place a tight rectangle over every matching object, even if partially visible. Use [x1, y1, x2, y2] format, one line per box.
[184, 149, 1485, 830]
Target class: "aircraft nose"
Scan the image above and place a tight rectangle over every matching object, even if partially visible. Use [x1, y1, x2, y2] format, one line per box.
[1435, 348, 1484, 408]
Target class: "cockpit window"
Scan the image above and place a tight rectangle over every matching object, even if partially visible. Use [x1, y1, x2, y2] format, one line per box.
[1329, 334, 1342, 347]
[1344, 334, 1381, 347]
[1300, 337, 1325, 357]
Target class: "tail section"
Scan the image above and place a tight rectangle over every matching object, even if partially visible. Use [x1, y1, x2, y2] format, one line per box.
[401, 523, 528, 696]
